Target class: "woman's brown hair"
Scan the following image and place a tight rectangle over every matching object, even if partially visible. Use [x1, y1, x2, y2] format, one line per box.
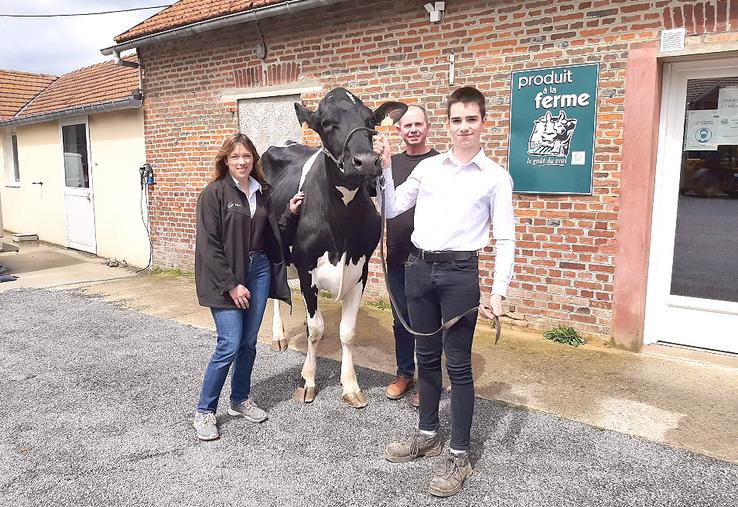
[211, 133, 268, 185]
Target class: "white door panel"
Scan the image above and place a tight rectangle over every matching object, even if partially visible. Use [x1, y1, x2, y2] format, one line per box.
[61, 119, 96, 254]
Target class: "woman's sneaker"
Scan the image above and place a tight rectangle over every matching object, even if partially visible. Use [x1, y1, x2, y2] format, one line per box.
[193, 412, 219, 441]
[228, 398, 268, 423]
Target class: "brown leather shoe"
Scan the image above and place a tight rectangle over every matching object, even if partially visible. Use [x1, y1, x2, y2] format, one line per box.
[428, 452, 473, 497]
[410, 390, 420, 408]
[384, 431, 443, 463]
[385, 375, 414, 400]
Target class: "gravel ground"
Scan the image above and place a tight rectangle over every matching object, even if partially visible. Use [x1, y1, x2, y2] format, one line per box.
[1, 288, 737, 507]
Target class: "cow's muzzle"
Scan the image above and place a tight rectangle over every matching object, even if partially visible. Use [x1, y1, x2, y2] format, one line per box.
[351, 152, 382, 176]
[322, 127, 378, 174]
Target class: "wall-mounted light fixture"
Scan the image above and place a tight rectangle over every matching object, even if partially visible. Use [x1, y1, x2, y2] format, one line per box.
[255, 21, 267, 59]
[424, 2, 445, 23]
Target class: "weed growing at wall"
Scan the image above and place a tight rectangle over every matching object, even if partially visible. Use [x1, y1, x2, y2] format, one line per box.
[544, 326, 586, 347]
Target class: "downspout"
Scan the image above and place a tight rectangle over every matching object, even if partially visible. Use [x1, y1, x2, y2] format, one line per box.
[100, 0, 355, 56]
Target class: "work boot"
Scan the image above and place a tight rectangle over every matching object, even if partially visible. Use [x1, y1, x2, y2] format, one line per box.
[428, 451, 473, 497]
[386, 375, 414, 400]
[384, 431, 442, 463]
[228, 398, 268, 423]
[193, 412, 219, 441]
[410, 390, 420, 408]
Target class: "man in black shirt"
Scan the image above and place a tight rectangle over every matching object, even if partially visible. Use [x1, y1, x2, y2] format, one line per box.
[384, 104, 439, 406]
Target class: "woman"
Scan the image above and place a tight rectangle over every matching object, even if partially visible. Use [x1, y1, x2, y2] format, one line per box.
[193, 133, 303, 441]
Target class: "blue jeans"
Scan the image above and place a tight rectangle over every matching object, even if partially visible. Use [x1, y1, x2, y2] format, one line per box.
[197, 252, 271, 413]
[387, 263, 415, 379]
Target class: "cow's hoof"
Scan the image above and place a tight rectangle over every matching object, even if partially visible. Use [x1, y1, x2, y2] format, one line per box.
[293, 386, 317, 403]
[271, 339, 289, 352]
[342, 392, 368, 409]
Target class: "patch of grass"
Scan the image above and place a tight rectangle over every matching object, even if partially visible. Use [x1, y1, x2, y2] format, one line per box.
[365, 299, 392, 312]
[150, 267, 194, 279]
[543, 326, 586, 347]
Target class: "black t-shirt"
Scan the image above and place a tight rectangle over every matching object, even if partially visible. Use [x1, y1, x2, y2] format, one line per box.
[387, 149, 439, 267]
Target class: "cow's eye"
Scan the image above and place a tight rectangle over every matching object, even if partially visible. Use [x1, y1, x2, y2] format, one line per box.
[321, 120, 334, 130]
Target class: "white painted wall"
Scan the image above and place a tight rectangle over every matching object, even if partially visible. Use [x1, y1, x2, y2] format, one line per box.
[0, 122, 67, 245]
[88, 108, 149, 268]
[0, 108, 149, 267]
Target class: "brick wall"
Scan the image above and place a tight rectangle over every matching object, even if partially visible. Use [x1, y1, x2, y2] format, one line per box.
[139, 0, 738, 340]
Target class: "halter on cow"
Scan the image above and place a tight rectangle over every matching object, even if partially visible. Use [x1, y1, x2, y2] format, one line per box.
[262, 88, 406, 408]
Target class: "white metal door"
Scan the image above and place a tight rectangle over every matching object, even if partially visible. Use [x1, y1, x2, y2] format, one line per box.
[61, 119, 96, 254]
[644, 59, 738, 354]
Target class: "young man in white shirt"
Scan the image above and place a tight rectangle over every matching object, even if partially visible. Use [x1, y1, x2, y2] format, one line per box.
[374, 87, 516, 497]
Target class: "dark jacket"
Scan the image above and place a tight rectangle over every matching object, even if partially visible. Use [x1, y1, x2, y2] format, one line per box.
[195, 177, 292, 308]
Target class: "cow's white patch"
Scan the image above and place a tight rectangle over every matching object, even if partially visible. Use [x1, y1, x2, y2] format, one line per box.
[346, 91, 357, 104]
[309, 251, 366, 301]
[335, 185, 358, 206]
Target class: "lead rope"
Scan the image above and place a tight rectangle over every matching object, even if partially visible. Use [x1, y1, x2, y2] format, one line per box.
[377, 175, 501, 341]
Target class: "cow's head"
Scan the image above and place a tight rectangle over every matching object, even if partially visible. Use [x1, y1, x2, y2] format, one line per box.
[295, 88, 407, 178]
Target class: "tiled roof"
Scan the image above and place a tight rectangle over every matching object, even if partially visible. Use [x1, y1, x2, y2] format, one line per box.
[0, 70, 56, 120]
[115, 0, 285, 43]
[13, 57, 140, 121]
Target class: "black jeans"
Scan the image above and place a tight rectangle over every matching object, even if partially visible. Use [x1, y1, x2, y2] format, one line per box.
[405, 251, 480, 452]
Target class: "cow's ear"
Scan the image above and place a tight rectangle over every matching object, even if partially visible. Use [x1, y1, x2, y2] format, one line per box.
[372, 102, 408, 125]
[295, 103, 317, 129]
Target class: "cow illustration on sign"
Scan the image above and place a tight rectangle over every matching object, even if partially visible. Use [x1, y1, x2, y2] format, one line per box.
[527, 110, 577, 157]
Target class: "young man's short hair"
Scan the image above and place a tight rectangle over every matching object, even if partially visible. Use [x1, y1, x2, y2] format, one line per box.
[446, 86, 486, 119]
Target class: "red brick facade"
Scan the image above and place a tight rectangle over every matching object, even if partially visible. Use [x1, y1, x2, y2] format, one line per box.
[137, 0, 738, 341]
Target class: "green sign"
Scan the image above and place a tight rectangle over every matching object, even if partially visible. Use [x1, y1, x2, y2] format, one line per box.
[508, 64, 599, 194]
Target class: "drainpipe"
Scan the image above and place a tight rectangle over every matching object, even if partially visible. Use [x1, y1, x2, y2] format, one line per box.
[112, 50, 140, 68]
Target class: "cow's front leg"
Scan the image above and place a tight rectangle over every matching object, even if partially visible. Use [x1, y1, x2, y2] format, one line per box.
[271, 300, 289, 351]
[339, 283, 367, 408]
[295, 307, 323, 403]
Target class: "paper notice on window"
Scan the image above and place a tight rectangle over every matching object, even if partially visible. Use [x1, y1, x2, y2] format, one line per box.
[685, 109, 718, 151]
[717, 87, 738, 145]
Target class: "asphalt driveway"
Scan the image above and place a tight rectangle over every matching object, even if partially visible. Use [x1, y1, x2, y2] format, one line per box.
[1, 288, 736, 506]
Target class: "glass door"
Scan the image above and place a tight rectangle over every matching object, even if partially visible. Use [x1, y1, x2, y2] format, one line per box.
[61, 118, 96, 254]
[645, 59, 738, 354]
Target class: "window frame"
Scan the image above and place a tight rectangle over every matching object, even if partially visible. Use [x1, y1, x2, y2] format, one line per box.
[3, 129, 21, 187]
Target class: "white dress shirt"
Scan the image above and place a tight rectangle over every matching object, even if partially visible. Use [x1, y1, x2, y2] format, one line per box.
[233, 175, 262, 218]
[379, 149, 516, 296]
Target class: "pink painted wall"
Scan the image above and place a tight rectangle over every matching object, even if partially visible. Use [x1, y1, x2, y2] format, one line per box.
[611, 43, 662, 351]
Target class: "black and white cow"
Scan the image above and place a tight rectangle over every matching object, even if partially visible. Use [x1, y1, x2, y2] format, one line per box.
[262, 88, 406, 408]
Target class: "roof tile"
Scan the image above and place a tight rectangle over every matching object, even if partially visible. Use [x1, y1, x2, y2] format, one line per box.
[115, 0, 284, 43]
[13, 57, 139, 121]
[0, 70, 56, 120]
